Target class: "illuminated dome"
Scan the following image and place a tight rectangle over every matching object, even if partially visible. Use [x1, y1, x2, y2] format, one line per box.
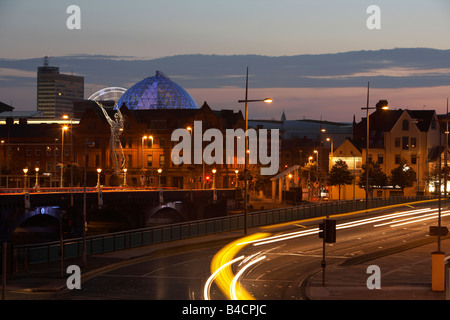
[88, 87, 126, 102]
[116, 71, 198, 110]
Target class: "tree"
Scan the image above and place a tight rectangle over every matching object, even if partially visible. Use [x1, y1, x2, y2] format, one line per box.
[390, 159, 417, 196]
[327, 160, 354, 200]
[359, 161, 388, 197]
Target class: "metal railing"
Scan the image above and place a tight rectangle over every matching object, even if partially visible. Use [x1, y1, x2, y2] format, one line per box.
[10, 195, 437, 268]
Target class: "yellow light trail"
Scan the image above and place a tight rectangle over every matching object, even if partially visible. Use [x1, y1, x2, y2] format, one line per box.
[208, 233, 270, 300]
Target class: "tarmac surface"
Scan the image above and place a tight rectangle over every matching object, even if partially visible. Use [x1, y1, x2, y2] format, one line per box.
[1, 227, 449, 301]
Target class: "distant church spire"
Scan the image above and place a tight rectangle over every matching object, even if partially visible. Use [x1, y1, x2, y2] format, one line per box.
[281, 110, 286, 122]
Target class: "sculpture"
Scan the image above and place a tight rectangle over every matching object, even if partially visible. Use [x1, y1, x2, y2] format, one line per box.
[96, 102, 126, 174]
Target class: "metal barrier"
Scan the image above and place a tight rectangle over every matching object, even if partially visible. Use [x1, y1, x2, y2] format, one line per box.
[11, 196, 437, 267]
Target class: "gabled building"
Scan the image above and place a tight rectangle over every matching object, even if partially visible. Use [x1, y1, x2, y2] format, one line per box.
[352, 100, 441, 197]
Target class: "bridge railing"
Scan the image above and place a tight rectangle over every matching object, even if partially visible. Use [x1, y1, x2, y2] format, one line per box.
[10, 195, 439, 268]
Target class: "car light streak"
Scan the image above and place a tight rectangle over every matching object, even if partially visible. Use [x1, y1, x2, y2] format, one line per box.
[373, 209, 440, 227]
[207, 233, 270, 300]
[338, 208, 432, 229]
[230, 255, 266, 300]
[208, 204, 446, 300]
[389, 210, 450, 228]
[236, 208, 433, 247]
[204, 255, 244, 300]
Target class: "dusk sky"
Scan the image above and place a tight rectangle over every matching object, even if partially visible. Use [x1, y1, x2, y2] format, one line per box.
[1, 0, 450, 122]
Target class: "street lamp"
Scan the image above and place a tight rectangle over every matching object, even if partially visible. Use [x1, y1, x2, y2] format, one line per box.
[212, 169, 216, 189]
[96, 168, 102, 188]
[82, 140, 95, 267]
[235, 170, 239, 188]
[157, 168, 162, 189]
[123, 168, 128, 187]
[326, 137, 334, 172]
[158, 168, 163, 204]
[238, 67, 273, 234]
[142, 135, 147, 170]
[361, 83, 389, 209]
[60, 125, 68, 188]
[23, 168, 28, 192]
[314, 150, 319, 199]
[63, 115, 74, 206]
[34, 167, 39, 189]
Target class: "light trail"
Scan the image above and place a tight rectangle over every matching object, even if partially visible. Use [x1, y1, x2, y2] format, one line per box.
[239, 208, 433, 247]
[389, 210, 450, 227]
[207, 204, 447, 300]
[204, 255, 244, 300]
[207, 233, 270, 300]
[230, 255, 266, 300]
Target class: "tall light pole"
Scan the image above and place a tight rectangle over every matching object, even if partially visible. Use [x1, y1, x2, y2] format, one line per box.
[141, 135, 147, 170]
[23, 168, 28, 192]
[60, 125, 68, 188]
[361, 83, 388, 208]
[83, 140, 95, 267]
[96, 168, 102, 188]
[123, 168, 127, 187]
[34, 167, 39, 189]
[63, 115, 74, 206]
[238, 67, 272, 234]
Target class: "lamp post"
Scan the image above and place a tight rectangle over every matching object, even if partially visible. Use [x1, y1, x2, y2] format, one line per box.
[326, 137, 333, 172]
[83, 140, 95, 267]
[123, 168, 127, 187]
[34, 167, 39, 189]
[238, 67, 272, 234]
[361, 82, 388, 209]
[141, 135, 147, 170]
[23, 168, 28, 192]
[235, 170, 239, 188]
[158, 168, 163, 204]
[63, 115, 74, 206]
[96, 168, 102, 188]
[314, 149, 319, 199]
[60, 125, 68, 188]
[149, 135, 154, 185]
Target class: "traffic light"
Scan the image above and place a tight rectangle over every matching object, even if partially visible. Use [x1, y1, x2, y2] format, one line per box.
[319, 219, 336, 243]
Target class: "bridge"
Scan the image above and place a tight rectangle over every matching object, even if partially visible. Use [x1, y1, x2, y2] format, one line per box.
[0, 187, 240, 241]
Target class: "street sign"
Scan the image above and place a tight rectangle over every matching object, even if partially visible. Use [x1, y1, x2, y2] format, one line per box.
[429, 226, 449, 237]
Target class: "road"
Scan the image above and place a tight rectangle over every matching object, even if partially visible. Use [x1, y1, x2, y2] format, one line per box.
[51, 201, 449, 300]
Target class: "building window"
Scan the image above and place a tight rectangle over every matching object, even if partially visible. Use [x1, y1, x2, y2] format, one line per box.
[402, 119, 409, 131]
[26, 148, 31, 157]
[395, 137, 400, 148]
[35, 148, 41, 157]
[377, 154, 384, 164]
[147, 155, 153, 167]
[411, 155, 417, 164]
[395, 154, 401, 164]
[46, 147, 52, 157]
[159, 155, 165, 167]
[402, 136, 409, 150]
[411, 137, 417, 148]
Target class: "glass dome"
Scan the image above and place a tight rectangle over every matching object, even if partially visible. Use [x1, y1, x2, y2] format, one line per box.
[115, 71, 198, 110]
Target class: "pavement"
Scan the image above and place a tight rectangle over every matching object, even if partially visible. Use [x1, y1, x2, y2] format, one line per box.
[2, 228, 450, 300]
